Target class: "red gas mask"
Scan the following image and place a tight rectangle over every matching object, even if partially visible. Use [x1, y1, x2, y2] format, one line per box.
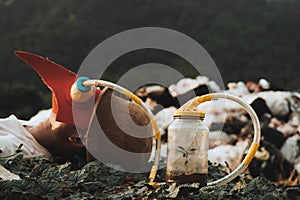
[15, 51, 100, 129]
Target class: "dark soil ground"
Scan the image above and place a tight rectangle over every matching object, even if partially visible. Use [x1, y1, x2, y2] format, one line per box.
[0, 155, 299, 200]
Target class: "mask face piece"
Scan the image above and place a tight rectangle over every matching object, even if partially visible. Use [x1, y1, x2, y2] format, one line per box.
[15, 51, 100, 129]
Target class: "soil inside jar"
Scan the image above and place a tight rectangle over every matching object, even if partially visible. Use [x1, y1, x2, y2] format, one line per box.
[166, 173, 207, 187]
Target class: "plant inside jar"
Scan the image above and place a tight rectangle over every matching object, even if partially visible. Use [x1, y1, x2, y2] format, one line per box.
[176, 145, 198, 170]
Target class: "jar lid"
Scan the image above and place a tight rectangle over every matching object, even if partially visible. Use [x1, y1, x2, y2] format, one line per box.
[173, 110, 205, 118]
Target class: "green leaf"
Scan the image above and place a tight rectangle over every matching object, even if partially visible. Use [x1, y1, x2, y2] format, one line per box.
[188, 148, 197, 152]
[178, 146, 186, 152]
[184, 160, 189, 166]
[38, 180, 63, 199]
[30, 163, 52, 177]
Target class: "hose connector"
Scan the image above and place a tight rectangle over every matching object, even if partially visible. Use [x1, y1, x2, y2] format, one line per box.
[178, 94, 213, 111]
[70, 77, 95, 102]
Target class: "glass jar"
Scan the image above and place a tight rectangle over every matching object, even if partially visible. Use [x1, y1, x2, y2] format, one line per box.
[166, 110, 209, 187]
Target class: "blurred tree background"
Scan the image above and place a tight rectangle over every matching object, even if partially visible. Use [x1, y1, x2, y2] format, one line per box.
[0, 0, 300, 119]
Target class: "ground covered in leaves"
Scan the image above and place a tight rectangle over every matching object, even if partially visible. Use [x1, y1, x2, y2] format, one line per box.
[0, 155, 299, 200]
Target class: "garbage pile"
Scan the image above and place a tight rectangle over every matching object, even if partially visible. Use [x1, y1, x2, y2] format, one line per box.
[136, 77, 300, 185]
